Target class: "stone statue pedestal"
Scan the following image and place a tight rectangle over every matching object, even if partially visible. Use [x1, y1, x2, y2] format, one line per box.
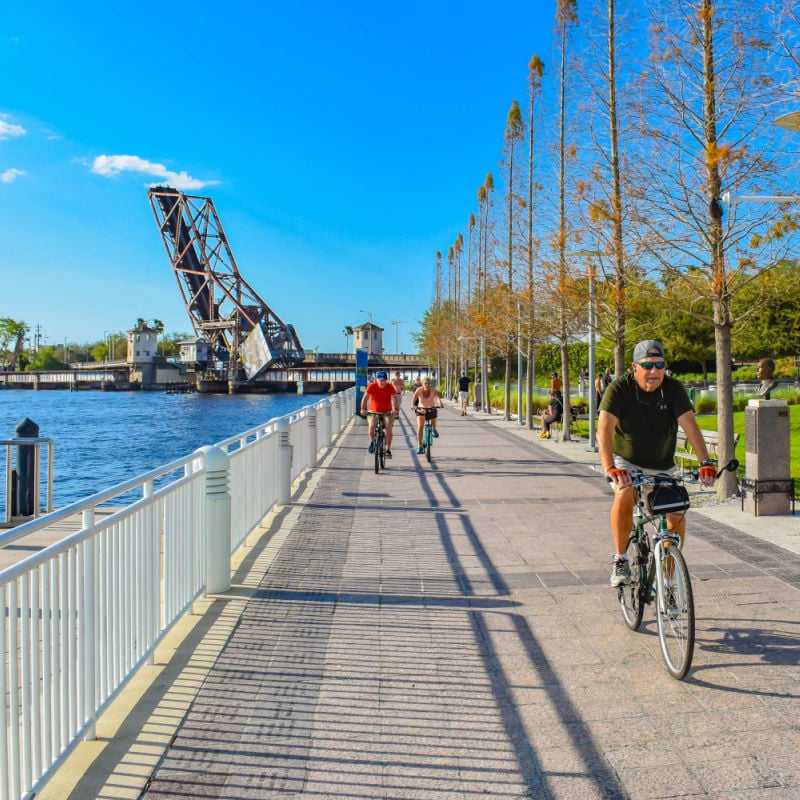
[744, 399, 791, 515]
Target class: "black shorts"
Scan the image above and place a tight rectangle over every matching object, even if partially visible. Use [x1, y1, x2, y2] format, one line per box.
[415, 407, 438, 420]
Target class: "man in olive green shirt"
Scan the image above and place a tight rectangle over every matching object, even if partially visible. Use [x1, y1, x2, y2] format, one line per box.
[598, 340, 716, 587]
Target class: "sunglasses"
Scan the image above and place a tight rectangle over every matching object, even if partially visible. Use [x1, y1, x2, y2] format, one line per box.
[637, 361, 665, 371]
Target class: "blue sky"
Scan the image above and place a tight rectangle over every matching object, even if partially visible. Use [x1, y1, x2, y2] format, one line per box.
[1, 1, 556, 355]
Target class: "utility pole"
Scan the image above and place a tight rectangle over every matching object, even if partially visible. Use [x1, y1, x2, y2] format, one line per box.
[391, 320, 402, 353]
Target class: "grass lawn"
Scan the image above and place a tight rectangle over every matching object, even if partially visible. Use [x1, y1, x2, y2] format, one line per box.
[695, 404, 800, 483]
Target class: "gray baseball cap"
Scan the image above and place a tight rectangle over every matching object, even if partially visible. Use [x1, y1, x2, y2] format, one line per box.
[632, 340, 665, 362]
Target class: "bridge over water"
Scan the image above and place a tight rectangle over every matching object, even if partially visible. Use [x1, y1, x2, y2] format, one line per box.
[0, 353, 433, 393]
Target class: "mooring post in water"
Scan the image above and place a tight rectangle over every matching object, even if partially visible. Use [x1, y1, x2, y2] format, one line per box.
[197, 445, 232, 594]
[13, 417, 39, 517]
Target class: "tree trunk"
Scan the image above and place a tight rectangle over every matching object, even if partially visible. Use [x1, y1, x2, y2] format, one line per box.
[560, 340, 571, 441]
[526, 338, 535, 429]
[700, 0, 737, 499]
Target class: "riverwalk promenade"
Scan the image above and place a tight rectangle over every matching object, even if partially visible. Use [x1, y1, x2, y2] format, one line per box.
[40, 402, 800, 799]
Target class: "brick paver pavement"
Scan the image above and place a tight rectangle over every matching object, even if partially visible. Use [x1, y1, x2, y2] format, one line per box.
[129, 404, 800, 798]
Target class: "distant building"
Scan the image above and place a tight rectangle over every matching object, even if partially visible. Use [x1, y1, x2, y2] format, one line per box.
[353, 322, 384, 356]
[179, 338, 212, 366]
[127, 323, 159, 365]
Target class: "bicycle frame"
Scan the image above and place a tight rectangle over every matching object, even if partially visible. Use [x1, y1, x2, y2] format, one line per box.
[368, 412, 388, 473]
[631, 501, 682, 615]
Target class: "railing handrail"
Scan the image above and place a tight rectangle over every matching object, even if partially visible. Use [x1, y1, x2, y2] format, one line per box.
[0, 468, 197, 586]
[0, 449, 197, 549]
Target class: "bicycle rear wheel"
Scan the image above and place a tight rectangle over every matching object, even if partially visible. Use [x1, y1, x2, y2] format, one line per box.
[655, 544, 695, 679]
[374, 430, 383, 474]
[618, 537, 644, 630]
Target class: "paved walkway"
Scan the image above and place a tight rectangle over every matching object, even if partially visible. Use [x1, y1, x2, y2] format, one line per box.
[43, 402, 800, 799]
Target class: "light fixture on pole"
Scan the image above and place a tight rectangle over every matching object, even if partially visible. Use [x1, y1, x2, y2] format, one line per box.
[775, 111, 800, 132]
[722, 111, 800, 206]
[359, 309, 374, 325]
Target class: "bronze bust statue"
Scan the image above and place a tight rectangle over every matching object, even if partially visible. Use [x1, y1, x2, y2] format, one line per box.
[755, 358, 778, 399]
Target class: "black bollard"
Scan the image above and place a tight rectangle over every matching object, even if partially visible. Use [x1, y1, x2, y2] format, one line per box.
[13, 417, 39, 517]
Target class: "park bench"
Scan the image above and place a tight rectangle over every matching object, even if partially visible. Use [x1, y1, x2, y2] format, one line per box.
[674, 429, 739, 472]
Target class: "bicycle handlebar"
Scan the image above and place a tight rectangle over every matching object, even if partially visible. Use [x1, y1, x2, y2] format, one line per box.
[609, 458, 739, 486]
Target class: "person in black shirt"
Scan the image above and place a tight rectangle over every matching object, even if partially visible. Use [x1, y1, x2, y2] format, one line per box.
[457, 373, 472, 416]
[598, 340, 716, 587]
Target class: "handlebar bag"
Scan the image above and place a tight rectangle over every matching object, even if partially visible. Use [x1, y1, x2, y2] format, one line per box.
[647, 482, 690, 514]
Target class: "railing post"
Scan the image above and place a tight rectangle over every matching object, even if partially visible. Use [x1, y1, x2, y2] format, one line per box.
[307, 406, 318, 467]
[320, 398, 332, 447]
[277, 418, 292, 505]
[81, 509, 97, 741]
[197, 446, 231, 594]
[332, 395, 341, 434]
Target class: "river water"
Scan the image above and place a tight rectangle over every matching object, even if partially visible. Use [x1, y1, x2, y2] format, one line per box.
[0, 390, 324, 514]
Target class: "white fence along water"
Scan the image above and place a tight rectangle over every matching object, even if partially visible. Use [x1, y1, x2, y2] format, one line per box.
[0, 388, 355, 800]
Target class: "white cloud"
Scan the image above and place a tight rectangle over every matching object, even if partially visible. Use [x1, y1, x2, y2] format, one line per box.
[0, 118, 26, 140]
[90, 154, 218, 191]
[1, 168, 25, 183]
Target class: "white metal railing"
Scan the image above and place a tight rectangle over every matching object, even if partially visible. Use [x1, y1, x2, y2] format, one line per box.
[0, 387, 355, 800]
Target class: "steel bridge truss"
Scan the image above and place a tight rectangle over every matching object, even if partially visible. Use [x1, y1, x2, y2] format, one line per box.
[148, 187, 304, 379]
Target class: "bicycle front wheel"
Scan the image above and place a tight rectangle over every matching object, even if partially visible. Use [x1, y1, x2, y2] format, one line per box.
[655, 544, 695, 680]
[425, 426, 432, 462]
[619, 537, 644, 631]
[374, 432, 383, 474]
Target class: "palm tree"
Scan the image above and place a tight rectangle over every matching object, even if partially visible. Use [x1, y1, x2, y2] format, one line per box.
[343, 325, 354, 352]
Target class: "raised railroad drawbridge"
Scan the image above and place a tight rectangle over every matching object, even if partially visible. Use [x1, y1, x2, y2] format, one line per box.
[148, 186, 304, 382]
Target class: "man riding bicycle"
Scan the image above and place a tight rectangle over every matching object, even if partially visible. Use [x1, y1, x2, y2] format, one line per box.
[598, 340, 716, 587]
[361, 370, 399, 458]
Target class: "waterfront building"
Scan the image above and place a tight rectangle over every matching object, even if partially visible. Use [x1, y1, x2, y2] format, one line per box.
[353, 322, 384, 356]
[127, 323, 159, 364]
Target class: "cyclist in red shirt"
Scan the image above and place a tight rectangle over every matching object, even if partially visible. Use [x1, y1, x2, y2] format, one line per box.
[360, 370, 399, 458]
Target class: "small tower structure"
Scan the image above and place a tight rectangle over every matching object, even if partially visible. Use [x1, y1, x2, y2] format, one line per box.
[353, 322, 384, 356]
[127, 322, 159, 365]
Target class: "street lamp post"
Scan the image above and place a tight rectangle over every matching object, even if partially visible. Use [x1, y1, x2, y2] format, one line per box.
[359, 309, 374, 325]
[391, 320, 402, 353]
[587, 269, 597, 450]
[103, 331, 115, 362]
[458, 334, 486, 413]
[572, 250, 606, 451]
[517, 302, 524, 426]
